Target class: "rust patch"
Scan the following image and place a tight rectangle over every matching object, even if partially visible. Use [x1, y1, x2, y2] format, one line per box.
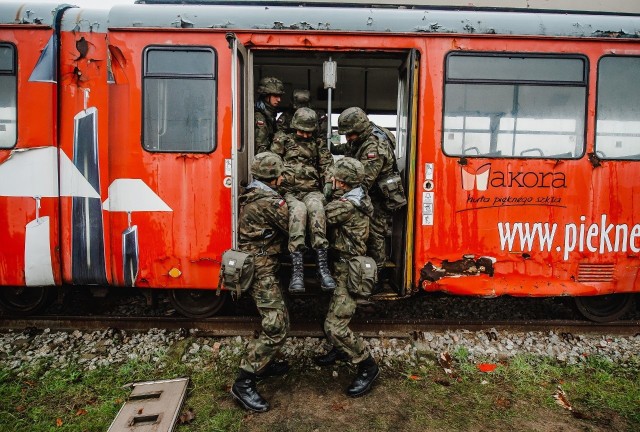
[587, 152, 602, 168]
[420, 255, 494, 283]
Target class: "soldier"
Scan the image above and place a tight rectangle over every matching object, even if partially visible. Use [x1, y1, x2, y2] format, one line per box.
[230, 152, 291, 413]
[271, 107, 336, 294]
[332, 107, 404, 285]
[277, 89, 328, 137]
[255, 77, 285, 154]
[314, 157, 380, 397]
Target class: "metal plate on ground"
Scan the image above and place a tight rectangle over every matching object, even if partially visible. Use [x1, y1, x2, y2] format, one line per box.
[108, 377, 189, 432]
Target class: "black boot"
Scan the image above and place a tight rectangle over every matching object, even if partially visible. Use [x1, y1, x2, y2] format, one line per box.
[346, 355, 379, 398]
[289, 251, 305, 294]
[313, 347, 349, 366]
[316, 248, 336, 292]
[256, 360, 290, 381]
[231, 370, 269, 412]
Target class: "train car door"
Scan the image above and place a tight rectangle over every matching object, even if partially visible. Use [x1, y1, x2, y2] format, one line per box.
[390, 49, 419, 296]
[229, 34, 250, 245]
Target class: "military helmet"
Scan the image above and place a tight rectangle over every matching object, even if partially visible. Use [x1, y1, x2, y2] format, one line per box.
[257, 77, 285, 96]
[292, 89, 311, 107]
[337, 107, 370, 135]
[290, 107, 317, 132]
[251, 152, 284, 180]
[334, 157, 365, 186]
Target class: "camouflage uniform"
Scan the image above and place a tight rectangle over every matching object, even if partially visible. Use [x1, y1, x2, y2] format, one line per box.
[333, 109, 396, 269]
[271, 109, 334, 252]
[324, 183, 374, 363]
[277, 89, 328, 137]
[255, 77, 285, 155]
[237, 165, 289, 374]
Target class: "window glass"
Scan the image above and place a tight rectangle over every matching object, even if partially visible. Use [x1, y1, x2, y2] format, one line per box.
[596, 56, 640, 160]
[0, 44, 17, 149]
[443, 54, 586, 159]
[143, 47, 216, 152]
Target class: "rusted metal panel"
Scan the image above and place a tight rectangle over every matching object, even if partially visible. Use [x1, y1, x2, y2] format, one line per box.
[108, 4, 640, 38]
[108, 377, 189, 432]
[0, 2, 70, 27]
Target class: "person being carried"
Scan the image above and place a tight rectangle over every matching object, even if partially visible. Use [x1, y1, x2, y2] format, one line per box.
[254, 76, 285, 154]
[314, 157, 380, 397]
[271, 107, 336, 294]
[230, 152, 291, 413]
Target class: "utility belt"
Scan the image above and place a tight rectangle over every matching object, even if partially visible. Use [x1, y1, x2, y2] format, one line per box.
[376, 172, 407, 211]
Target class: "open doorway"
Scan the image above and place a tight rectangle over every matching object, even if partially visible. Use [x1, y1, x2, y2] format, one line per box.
[244, 49, 417, 295]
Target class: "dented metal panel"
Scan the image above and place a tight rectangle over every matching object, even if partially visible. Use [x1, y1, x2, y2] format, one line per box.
[108, 4, 640, 38]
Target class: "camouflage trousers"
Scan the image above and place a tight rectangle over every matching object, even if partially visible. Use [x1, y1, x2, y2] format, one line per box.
[367, 198, 392, 269]
[284, 191, 329, 252]
[240, 254, 290, 374]
[322, 260, 369, 364]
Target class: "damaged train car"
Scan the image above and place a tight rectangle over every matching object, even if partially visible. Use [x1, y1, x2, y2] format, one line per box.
[0, 0, 639, 321]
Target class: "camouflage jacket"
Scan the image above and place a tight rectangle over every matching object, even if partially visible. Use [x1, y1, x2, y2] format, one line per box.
[238, 180, 289, 256]
[254, 101, 278, 154]
[325, 186, 373, 257]
[331, 124, 395, 197]
[271, 131, 334, 193]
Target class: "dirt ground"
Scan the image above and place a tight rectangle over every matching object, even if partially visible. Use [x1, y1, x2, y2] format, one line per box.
[213, 364, 632, 432]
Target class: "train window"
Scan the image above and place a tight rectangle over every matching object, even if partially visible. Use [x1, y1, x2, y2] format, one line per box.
[142, 46, 216, 153]
[443, 53, 587, 159]
[595, 56, 640, 160]
[0, 43, 16, 149]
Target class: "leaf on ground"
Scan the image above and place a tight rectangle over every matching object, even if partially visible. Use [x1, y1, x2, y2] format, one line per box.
[56, 418, 63, 427]
[477, 363, 498, 373]
[178, 408, 196, 424]
[75, 408, 88, 416]
[553, 385, 572, 411]
[438, 351, 453, 375]
[15, 405, 25, 412]
[407, 374, 421, 381]
[434, 378, 451, 386]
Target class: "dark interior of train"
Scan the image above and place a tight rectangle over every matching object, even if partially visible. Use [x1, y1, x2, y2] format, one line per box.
[251, 50, 412, 294]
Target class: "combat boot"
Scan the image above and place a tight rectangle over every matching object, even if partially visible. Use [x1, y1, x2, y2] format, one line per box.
[316, 248, 336, 292]
[313, 347, 349, 366]
[346, 355, 379, 398]
[231, 369, 269, 412]
[256, 360, 290, 381]
[289, 251, 305, 293]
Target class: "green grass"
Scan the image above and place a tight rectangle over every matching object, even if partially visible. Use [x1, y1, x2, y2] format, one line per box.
[0, 341, 638, 432]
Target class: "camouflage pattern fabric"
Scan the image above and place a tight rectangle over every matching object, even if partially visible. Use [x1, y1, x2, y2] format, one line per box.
[322, 187, 373, 363]
[277, 108, 328, 137]
[271, 131, 334, 252]
[271, 131, 334, 192]
[284, 191, 329, 252]
[254, 101, 278, 155]
[331, 124, 395, 268]
[237, 180, 290, 374]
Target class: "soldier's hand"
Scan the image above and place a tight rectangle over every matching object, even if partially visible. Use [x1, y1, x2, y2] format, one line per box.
[323, 183, 333, 200]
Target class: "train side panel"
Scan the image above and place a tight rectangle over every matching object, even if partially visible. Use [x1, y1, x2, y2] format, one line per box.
[0, 7, 61, 287]
[106, 29, 233, 288]
[415, 36, 640, 297]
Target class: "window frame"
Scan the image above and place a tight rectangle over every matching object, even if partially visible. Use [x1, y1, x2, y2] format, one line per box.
[0, 42, 17, 149]
[441, 51, 589, 160]
[141, 45, 218, 154]
[595, 54, 640, 162]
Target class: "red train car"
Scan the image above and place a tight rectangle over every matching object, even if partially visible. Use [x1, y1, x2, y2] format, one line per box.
[1, 1, 639, 321]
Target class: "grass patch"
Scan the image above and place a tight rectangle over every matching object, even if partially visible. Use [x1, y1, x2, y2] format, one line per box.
[0, 340, 638, 432]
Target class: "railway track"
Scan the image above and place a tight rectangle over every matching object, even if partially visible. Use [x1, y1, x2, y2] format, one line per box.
[1, 315, 639, 338]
